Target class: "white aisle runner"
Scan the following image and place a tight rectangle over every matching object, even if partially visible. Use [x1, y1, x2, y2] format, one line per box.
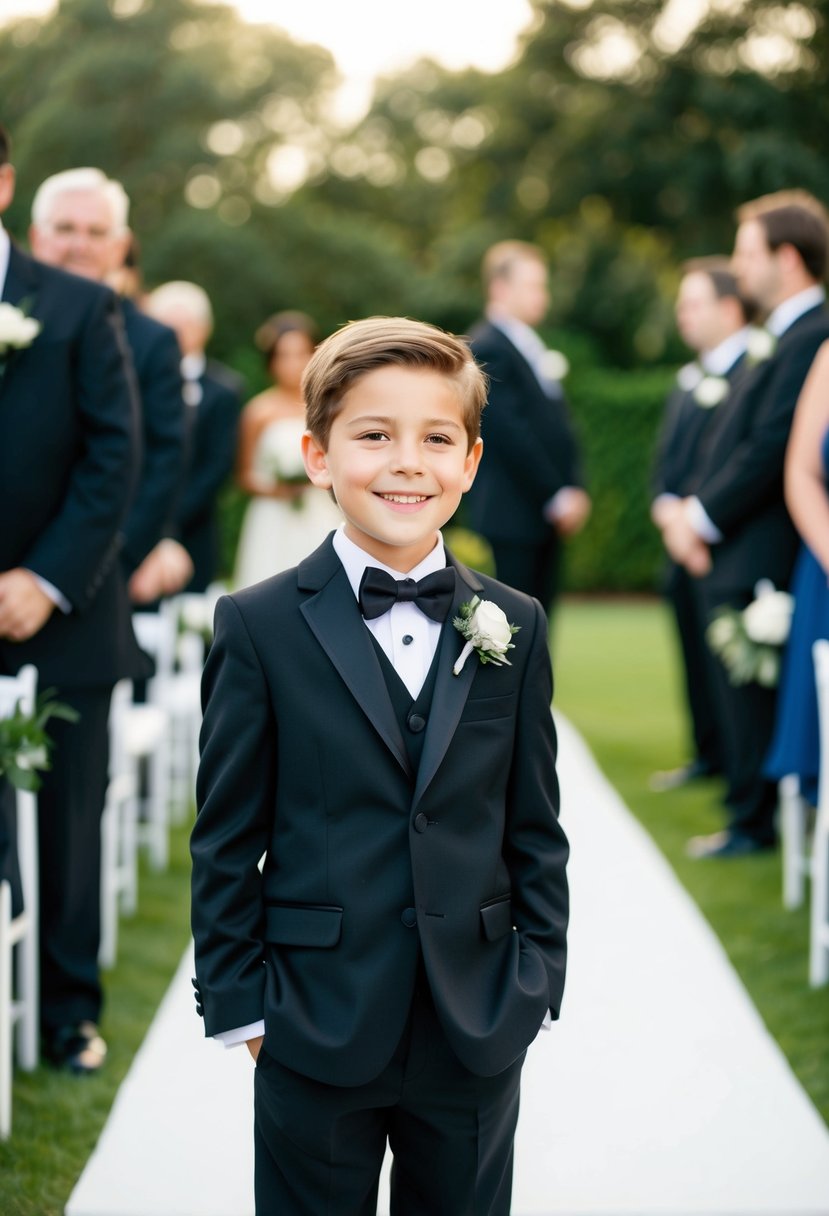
[67, 716, 829, 1216]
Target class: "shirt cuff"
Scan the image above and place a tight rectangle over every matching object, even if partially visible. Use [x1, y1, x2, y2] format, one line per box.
[539, 1009, 553, 1033]
[214, 1019, 265, 1049]
[28, 572, 72, 614]
[544, 486, 578, 521]
[686, 497, 723, 544]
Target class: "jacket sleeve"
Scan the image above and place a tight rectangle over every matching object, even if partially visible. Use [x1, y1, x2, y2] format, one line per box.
[121, 324, 186, 572]
[190, 595, 276, 1035]
[503, 600, 569, 1018]
[22, 288, 139, 612]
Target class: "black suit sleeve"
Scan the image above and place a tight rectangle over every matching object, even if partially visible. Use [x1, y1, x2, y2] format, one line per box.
[23, 288, 138, 612]
[191, 595, 275, 1035]
[697, 333, 827, 534]
[122, 323, 186, 572]
[175, 384, 240, 533]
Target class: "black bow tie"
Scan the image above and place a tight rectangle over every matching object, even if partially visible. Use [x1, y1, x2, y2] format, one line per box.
[358, 566, 455, 623]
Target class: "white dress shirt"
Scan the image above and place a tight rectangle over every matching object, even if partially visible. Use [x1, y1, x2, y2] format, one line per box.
[215, 526, 448, 1048]
[0, 220, 10, 295]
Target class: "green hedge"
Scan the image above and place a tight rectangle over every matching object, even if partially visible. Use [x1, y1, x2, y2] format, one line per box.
[216, 365, 677, 593]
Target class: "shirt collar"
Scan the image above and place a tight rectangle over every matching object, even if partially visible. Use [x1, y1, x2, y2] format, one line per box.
[486, 308, 546, 362]
[332, 524, 446, 603]
[700, 327, 750, 376]
[766, 285, 826, 338]
[0, 221, 10, 299]
[181, 352, 206, 381]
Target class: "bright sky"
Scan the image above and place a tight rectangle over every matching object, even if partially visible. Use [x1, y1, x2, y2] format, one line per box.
[0, 0, 535, 120]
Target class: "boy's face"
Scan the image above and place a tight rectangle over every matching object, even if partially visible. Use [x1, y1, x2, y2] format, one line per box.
[303, 365, 483, 572]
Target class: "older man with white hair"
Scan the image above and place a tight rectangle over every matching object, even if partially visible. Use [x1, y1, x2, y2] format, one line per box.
[143, 281, 243, 592]
[30, 167, 187, 601]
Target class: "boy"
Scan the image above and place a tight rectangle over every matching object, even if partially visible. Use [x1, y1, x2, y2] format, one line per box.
[191, 317, 569, 1215]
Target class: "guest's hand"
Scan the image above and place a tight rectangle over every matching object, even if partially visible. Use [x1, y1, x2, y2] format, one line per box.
[651, 496, 681, 531]
[246, 1034, 264, 1063]
[129, 539, 194, 603]
[546, 488, 591, 537]
[662, 507, 712, 576]
[0, 568, 55, 641]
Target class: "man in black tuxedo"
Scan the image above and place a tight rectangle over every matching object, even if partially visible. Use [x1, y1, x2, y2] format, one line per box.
[663, 192, 829, 858]
[28, 168, 186, 604]
[0, 127, 148, 1070]
[466, 241, 590, 617]
[143, 280, 243, 593]
[650, 258, 751, 791]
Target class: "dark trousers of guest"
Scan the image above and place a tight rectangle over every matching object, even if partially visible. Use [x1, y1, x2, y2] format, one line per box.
[489, 532, 560, 618]
[37, 685, 113, 1033]
[665, 563, 722, 774]
[698, 586, 777, 845]
[0, 776, 23, 917]
[253, 968, 525, 1216]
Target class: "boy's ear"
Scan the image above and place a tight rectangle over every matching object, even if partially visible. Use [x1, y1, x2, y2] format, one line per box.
[302, 430, 332, 489]
[462, 436, 484, 491]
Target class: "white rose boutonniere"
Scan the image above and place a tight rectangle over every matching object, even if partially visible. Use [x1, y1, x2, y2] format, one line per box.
[746, 327, 777, 365]
[0, 301, 41, 356]
[694, 375, 729, 408]
[453, 595, 520, 676]
[539, 348, 570, 381]
[676, 361, 704, 392]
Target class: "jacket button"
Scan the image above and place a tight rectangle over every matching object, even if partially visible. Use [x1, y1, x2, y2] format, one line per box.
[407, 713, 426, 733]
[414, 812, 428, 833]
[401, 907, 417, 928]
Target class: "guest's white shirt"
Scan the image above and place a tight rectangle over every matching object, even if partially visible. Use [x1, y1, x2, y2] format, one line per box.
[0, 221, 70, 612]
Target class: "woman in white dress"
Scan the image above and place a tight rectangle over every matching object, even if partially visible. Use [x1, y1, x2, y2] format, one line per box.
[233, 312, 341, 588]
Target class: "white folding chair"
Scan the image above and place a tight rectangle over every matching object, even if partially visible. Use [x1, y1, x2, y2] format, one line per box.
[0, 664, 39, 1139]
[166, 594, 209, 822]
[780, 773, 812, 909]
[99, 679, 141, 969]
[809, 640, 829, 986]
[131, 608, 176, 870]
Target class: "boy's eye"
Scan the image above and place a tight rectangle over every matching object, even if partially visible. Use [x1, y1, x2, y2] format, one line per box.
[426, 434, 451, 445]
[358, 431, 388, 441]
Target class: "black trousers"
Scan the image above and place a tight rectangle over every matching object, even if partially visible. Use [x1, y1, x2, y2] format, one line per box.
[253, 972, 525, 1216]
[665, 564, 722, 773]
[37, 684, 113, 1032]
[489, 534, 560, 618]
[697, 585, 777, 844]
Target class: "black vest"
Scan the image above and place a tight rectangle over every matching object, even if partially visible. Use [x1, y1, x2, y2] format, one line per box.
[369, 634, 439, 776]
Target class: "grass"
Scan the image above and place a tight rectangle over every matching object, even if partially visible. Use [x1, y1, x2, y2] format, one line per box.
[553, 596, 829, 1124]
[0, 818, 193, 1215]
[2, 597, 827, 1211]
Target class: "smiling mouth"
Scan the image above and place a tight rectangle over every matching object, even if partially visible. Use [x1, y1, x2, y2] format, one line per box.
[377, 493, 430, 504]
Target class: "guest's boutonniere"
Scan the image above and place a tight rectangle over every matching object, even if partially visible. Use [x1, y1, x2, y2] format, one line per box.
[676, 361, 703, 392]
[539, 348, 570, 381]
[694, 375, 729, 408]
[453, 596, 520, 676]
[0, 301, 41, 358]
[746, 327, 777, 365]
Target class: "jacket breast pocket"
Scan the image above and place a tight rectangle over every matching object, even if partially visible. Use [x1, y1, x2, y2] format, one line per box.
[264, 904, 343, 947]
[480, 895, 514, 941]
[462, 692, 516, 724]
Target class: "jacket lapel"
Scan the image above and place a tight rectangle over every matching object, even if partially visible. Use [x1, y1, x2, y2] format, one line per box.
[298, 538, 412, 778]
[1, 244, 41, 394]
[412, 554, 483, 808]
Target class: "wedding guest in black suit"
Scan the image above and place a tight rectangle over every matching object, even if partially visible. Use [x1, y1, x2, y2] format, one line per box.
[663, 191, 829, 858]
[143, 280, 244, 594]
[0, 127, 147, 1071]
[28, 168, 187, 605]
[467, 240, 590, 617]
[650, 258, 751, 792]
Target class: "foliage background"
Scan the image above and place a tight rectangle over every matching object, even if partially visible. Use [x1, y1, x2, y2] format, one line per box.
[2, 0, 827, 588]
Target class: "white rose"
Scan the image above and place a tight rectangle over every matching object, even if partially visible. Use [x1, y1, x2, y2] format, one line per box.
[694, 376, 729, 408]
[746, 327, 776, 363]
[677, 362, 703, 392]
[707, 614, 739, 650]
[539, 349, 570, 381]
[756, 652, 780, 688]
[742, 589, 793, 646]
[0, 302, 41, 353]
[469, 599, 513, 654]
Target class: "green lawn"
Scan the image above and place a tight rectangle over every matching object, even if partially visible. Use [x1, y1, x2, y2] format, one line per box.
[2, 597, 827, 1214]
[553, 597, 829, 1123]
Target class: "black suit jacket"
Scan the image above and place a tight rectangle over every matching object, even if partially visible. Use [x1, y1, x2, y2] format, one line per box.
[191, 537, 569, 1085]
[173, 360, 243, 591]
[691, 304, 829, 595]
[0, 244, 147, 685]
[465, 319, 584, 544]
[120, 299, 186, 574]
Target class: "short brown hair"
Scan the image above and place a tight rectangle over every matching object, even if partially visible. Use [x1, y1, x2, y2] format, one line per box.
[303, 316, 487, 451]
[482, 240, 546, 291]
[681, 255, 752, 322]
[737, 190, 829, 281]
[0, 124, 10, 167]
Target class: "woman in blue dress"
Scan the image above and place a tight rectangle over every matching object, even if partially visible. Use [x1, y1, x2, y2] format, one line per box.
[766, 341, 829, 803]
